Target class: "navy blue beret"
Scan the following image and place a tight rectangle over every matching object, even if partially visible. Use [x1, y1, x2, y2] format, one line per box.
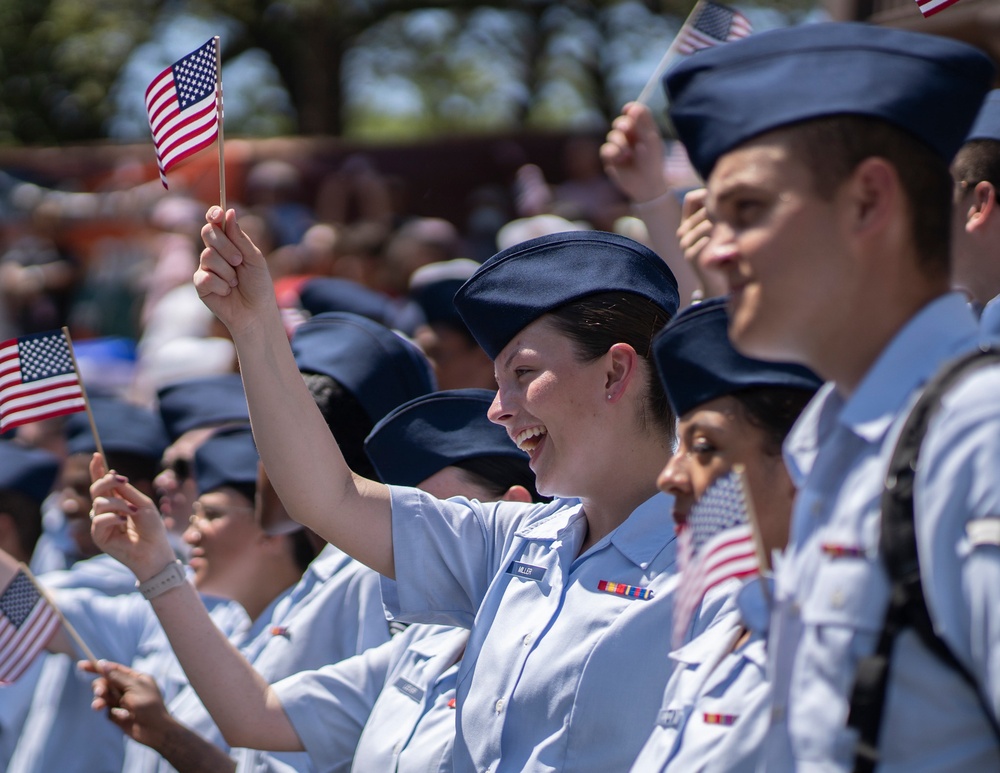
[408, 259, 481, 333]
[664, 22, 996, 180]
[967, 90, 1000, 143]
[290, 311, 436, 425]
[298, 277, 425, 337]
[653, 298, 822, 418]
[65, 397, 168, 460]
[454, 231, 679, 360]
[0, 441, 59, 504]
[409, 277, 467, 331]
[156, 374, 249, 442]
[193, 426, 259, 497]
[364, 388, 526, 487]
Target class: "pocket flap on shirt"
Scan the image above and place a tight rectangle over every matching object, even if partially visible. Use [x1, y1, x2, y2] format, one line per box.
[799, 556, 888, 632]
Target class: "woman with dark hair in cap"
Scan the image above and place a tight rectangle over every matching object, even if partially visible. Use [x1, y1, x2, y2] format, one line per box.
[93, 209, 681, 771]
[631, 298, 821, 772]
[89, 389, 541, 772]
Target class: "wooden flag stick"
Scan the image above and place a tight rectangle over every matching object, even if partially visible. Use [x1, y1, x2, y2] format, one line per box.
[636, 0, 705, 105]
[19, 563, 100, 669]
[60, 327, 105, 468]
[733, 463, 772, 609]
[215, 35, 226, 214]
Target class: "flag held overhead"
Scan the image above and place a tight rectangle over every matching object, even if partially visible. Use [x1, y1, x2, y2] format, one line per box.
[145, 37, 221, 189]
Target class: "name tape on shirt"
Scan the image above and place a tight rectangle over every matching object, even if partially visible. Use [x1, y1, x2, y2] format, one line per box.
[658, 708, 686, 728]
[506, 561, 546, 581]
[394, 677, 425, 702]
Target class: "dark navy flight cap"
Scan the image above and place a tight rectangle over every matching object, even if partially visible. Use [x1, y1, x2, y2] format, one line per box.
[298, 277, 425, 337]
[193, 426, 259, 497]
[454, 231, 680, 360]
[156, 373, 250, 442]
[653, 298, 822, 418]
[664, 22, 996, 180]
[967, 90, 1000, 143]
[364, 388, 527, 487]
[290, 311, 436, 425]
[0, 441, 59, 504]
[65, 396, 169, 460]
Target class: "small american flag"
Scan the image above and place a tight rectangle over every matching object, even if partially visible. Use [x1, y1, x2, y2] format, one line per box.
[0, 330, 85, 433]
[0, 570, 59, 684]
[677, 1, 752, 55]
[672, 469, 759, 647]
[145, 38, 220, 188]
[914, 0, 962, 16]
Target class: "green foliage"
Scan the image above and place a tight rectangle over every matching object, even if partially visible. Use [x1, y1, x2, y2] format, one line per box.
[0, 0, 820, 145]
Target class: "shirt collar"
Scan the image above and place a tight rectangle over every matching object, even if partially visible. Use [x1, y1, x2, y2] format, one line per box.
[310, 542, 355, 582]
[784, 292, 978, 478]
[838, 293, 976, 443]
[406, 626, 470, 660]
[736, 575, 772, 636]
[516, 492, 676, 570]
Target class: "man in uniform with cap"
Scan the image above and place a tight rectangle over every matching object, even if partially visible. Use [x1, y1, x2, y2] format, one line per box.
[951, 90, 1000, 339]
[665, 21, 999, 771]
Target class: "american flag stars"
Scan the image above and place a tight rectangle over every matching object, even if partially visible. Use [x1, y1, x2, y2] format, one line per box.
[17, 331, 76, 382]
[173, 41, 217, 111]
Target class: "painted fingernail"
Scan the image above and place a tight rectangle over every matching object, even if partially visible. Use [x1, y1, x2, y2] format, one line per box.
[209, 206, 222, 218]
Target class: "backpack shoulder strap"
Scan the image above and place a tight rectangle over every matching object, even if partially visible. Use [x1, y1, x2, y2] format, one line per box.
[849, 346, 1000, 773]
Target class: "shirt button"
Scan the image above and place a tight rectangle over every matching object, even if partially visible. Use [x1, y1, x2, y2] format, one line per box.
[495, 698, 505, 713]
[522, 633, 533, 646]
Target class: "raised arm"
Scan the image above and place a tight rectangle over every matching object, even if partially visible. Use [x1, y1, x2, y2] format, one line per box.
[87, 464, 302, 752]
[676, 187, 727, 301]
[601, 102, 700, 306]
[196, 207, 394, 576]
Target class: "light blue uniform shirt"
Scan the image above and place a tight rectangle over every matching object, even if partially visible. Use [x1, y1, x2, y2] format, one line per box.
[631, 577, 771, 773]
[763, 293, 1000, 771]
[134, 589, 291, 773]
[273, 623, 466, 773]
[135, 545, 388, 773]
[381, 487, 678, 772]
[41, 552, 139, 596]
[230, 544, 391, 773]
[7, 583, 246, 773]
[0, 658, 43, 771]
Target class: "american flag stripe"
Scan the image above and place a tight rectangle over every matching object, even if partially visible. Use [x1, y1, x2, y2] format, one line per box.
[0, 602, 59, 684]
[0, 571, 61, 685]
[915, 0, 962, 16]
[672, 470, 759, 648]
[144, 38, 219, 188]
[674, 528, 756, 643]
[0, 333, 85, 433]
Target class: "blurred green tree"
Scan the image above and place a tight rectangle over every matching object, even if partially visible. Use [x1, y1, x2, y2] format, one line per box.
[0, 0, 819, 145]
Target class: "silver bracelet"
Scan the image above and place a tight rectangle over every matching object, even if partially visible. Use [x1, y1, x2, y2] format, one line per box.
[137, 560, 187, 600]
